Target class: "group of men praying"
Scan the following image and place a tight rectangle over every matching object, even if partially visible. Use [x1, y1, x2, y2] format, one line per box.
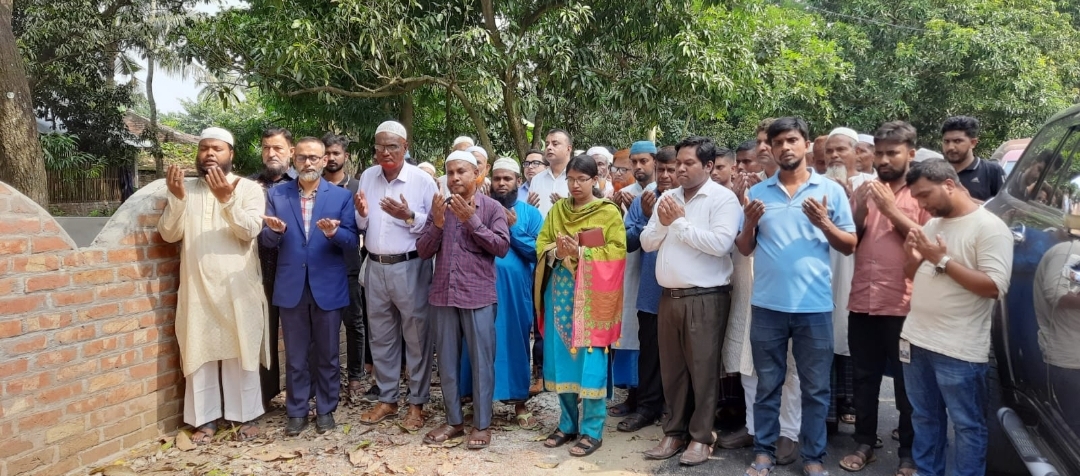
[162, 113, 1011, 476]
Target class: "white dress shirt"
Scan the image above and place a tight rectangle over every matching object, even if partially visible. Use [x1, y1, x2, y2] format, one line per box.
[529, 167, 569, 218]
[640, 180, 742, 289]
[355, 163, 438, 255]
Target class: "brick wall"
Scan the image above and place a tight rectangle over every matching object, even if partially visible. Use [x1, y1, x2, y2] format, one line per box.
[0, 180, 183, 476]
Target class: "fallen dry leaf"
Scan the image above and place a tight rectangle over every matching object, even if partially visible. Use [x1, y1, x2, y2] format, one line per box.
[436, 462, 455, 476]
[441, 437, 463, 448]
[535, 462, 560, 469]
[175, 431, 196, 452]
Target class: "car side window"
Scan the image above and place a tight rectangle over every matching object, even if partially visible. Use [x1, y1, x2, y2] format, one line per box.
[1008, 122, 1074, 204]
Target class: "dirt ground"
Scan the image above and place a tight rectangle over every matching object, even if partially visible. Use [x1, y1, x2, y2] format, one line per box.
[102, 380, 668, 476]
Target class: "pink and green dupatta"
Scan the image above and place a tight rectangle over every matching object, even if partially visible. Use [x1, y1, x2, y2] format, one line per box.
[534, 198, 627, 349]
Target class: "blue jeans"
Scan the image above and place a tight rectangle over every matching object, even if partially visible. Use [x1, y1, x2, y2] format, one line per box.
[750, 307, 834, 464]
[903, 345, 988, 476]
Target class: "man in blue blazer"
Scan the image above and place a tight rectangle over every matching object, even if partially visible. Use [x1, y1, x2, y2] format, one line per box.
[259, 137, 359, 436]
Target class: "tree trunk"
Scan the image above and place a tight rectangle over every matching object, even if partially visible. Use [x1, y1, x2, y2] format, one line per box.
[400, 92, 414, 142]
[531, 79, 548, 150]
[0, 0, 48, 206]
[445, 82, 493, 155]
[147, 49, 165, 179]
[502, 70, 529, 160]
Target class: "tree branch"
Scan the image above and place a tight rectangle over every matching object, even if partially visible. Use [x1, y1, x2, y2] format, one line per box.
[518, 1, 567, 33]
[284, 76, 438, 98]
[479, 0, 506, 51]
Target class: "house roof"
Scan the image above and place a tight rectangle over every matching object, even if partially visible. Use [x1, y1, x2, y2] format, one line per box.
[122, 111, 200, 145]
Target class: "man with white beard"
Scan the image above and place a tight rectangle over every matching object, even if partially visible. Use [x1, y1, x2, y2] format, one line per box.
[823, 127, 875, 431]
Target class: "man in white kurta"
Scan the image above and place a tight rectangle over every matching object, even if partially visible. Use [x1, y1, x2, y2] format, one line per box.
[158, 127, 270, 442]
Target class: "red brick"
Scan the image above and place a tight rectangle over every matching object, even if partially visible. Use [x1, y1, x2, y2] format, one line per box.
[0, 295, 45, 314]
[72, 268, 114, 285]
[0, 237, 28, 255]
[103, 319, 139, 335]
[25, 312, 72, 332]
[120, 231, 162, 246]
[0, 276, 20, 294]
[128, 360, 163, 380]
[105, 382, 144, 406]
[0, 319, 22, 338]
[36, 347, 78, 367]
[56, 359, 97, 381]
[156, 260, 180, 276]
[55, 325, 95, 344]
[31, 235, 71, 253]
[100, 350, 138, 370]
[144, 278, 177, 294]
[106, 248, 142, 263]
[145, 370, 181, 392]
[132, 327, 159, 345]
[42, 219, 61, 233]
[79, 250, 106, 265]
[97, 282, 137, 300]
[121, 425, 160, 450]
[117, 263, 154, 281]
[140, 342, 176, 359]
[66, 395, 107, 414]
[0, 359, 28, 378]
[5, 334, 46, 354]
[158, 293, 178, 308]
[77, 303, 119, 321]
[82, 336, 119, 356]
[11, 254, 60, 272]
[7, 447, 57, 475]
[102, 415, 142, 440]
[78, 438, 121, 468]
[52, 289, 94, 307]
[57, 430, 100, 459]
[145, 244, 179, 259]
[0, 217, 40, 234]
[16, 408, 62, 432]
[88, 372, 125, 392]
[0, 436, 34, 460]
[122, 298, 154, 314]
[36, 382, 82, 405]
[24, 272, 69, 292]
[5, 371, 48, 394]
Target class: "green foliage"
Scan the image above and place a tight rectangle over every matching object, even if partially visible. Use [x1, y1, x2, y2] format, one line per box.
[173, 92, 269, 174]
[39, 133, 106, 178]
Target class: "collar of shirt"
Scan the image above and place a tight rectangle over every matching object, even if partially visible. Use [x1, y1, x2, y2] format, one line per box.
[670, 179, 721, 204]
[762, 168, 825, 190]
[961, 157, 983, 173]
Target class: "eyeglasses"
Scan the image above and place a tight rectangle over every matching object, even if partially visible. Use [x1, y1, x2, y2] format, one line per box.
[295, 155, 323, 163]
[374, 144, 402, 153]
[611, 166, 629, 174]
[567, 177, 595, 185]
[524, 160, 547, 168]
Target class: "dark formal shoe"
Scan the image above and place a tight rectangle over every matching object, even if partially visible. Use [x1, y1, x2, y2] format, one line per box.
[315, 413, 336, 434]
[678, 441, 712, 466]
[285, 417, 308, 436]
[361, 385, 381, 403]
[718, 426, 754, 449]
[643, 436, 687, 460]
[776, 436, 799, 465]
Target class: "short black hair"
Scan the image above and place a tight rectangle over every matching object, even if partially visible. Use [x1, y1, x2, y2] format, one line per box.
[525, 148, 548, 165]
[656, 146, 677, 164]
[674, 136, 718, 166]
[941, 116, 980, 139]
[262, 127, 294, 146]
[567, 154, 603, 198]
[322, 132, 350, 151]
[545, 128, 573, 148]
[874, 121, 918, 148]
[905, 159, 960, 186]
[716, 147, 735, 162]
[736, 140, 757, 154]
[766, 117, 810, 143]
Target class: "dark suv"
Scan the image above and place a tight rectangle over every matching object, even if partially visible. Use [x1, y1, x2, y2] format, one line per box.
[984, 104, 1080, 476]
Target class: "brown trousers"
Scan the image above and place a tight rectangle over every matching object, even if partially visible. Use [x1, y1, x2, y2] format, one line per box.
[657, 289, 730, 444]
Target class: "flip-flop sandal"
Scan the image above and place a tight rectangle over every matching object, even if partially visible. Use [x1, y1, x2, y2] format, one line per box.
[191, 421, 217, 445]
[891, 428, 900, 441]
[466, 428, 491, 450]
[607, 402, 634, 417]
[840, 414, 856, 425]
[839, 444, 876, 472]
[569, 435, 601, 457]
[874, 436, 883, 449]
[515, 412, 538, 430]
[616, 413, 653, 432]
[423, 423, 465, 445]
[234, 422, 259, 442]
[745, 459, 775, 476]
[544, 430, 577, 448]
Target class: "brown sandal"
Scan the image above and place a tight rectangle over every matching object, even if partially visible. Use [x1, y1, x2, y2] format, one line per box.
[190, 421, 217, 445]
[400, 405, 424, 432]
[839, 444, 876, 472]
[359, 402, 399, 424]
[234, 422, 259, 442]
[466, 428, 491, 450]
[423, 423, 465, 445]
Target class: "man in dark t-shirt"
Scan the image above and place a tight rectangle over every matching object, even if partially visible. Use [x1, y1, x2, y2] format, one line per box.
[941, 115, 1005, 201]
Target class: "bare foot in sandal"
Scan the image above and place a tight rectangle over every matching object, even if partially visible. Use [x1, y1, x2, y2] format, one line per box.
[839, 444, 876, 472]
[234, 421, 259, 442]
[191, 421, 217, 445]
[467, 428, 491, 450]
[514, 403, 538, 430]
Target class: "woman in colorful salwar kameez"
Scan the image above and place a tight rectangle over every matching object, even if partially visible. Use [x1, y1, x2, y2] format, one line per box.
[535, 155, 627, 457]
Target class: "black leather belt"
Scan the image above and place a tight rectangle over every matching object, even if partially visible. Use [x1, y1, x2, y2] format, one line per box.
[368, 250, 419, 265]
[663, 285, 731, 299]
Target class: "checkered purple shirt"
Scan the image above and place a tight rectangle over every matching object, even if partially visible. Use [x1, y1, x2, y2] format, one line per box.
[300, 190, 316, 238]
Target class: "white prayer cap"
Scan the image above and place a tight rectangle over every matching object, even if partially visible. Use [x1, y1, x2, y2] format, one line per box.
[465, 145, 488, 159]
[452, 136, 474, 147]
[418, 162, 436, 174]
[586, 146, 613, 163]
[914, 148, 944, 162]
[492, 157, 520, 174]
[199, 127, 234, 147]
[828, 127, 859, 144]
[445, 150, 478, 168]
[375, 120, 407, 140]
[858, 134, 876, 146]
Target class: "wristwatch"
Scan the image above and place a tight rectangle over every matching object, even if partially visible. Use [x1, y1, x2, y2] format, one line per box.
[405, 211, 415, 226]
[934, 256, 952, 274]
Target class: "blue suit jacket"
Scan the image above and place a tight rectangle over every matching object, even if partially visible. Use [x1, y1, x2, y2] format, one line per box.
[259, 179, 358, 310]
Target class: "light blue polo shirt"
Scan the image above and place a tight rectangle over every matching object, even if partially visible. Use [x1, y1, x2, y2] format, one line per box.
[745, 171, 855, 313]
